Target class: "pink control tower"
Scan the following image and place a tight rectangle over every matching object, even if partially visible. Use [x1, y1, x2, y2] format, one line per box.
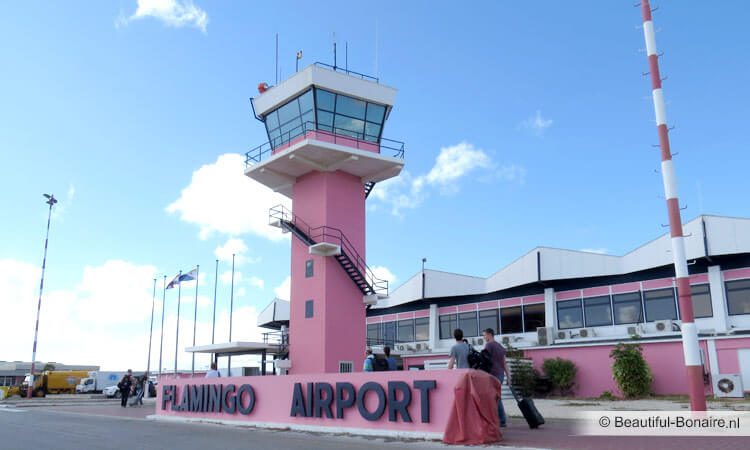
[245, 64, 404, 374]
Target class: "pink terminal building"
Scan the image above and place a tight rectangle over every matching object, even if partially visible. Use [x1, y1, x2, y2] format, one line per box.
[244, 64, 750, 400]
[161, 63, 749, 439]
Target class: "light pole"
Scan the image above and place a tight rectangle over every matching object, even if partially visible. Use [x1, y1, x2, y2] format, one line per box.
[146, 278, 157, 376]
[28, 194, 57, 398]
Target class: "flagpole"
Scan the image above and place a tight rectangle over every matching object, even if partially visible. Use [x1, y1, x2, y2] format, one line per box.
[191, 265, 200, 376]
[174, 270, 182, 376]
[158, 275, 166, 376]
[211, 259, 218, 345]
[146, 277, 157, 376]
[228, 254, 235, 375]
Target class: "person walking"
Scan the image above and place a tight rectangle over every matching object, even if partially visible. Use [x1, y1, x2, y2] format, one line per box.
[118, 370, 133, 408]
[130, 374, 146, 407]
[483, 328, 511, 427]
[205, 362, 221, 378]
[363, 348, 375, 372]
[383, 346, 397, 371]
[447, 329, 470, 369]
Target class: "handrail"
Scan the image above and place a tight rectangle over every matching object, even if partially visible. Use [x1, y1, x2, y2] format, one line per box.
[245, 121, 404, 167]
[313, 62, 379, 83]
[269, 205, 388, 295]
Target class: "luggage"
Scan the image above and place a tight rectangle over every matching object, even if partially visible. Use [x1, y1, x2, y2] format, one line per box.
[509, 385, 544, 429]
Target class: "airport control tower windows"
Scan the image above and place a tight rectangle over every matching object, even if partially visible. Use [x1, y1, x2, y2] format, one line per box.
[314, 88, 387, 143]
[264, 89, 315, 149]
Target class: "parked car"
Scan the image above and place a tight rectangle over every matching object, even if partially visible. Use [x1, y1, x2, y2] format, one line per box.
[103, 385, 120, 398]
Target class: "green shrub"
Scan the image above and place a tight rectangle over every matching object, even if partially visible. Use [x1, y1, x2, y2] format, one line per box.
[599, 390, 616, 400]
[508, 358, 536, 397]
[609, 343, 653, 398]
[505, 344, 525, 359]
[541, 357, 577, 396]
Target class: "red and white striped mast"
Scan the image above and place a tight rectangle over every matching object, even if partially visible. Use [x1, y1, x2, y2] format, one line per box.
[639, 0, 706, 411]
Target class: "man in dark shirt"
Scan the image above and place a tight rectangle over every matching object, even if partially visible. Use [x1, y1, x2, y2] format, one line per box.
[483, 328, 511, 427]
[118, 369, 133, 408]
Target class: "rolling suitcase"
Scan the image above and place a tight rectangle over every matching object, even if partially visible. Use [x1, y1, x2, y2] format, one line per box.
[509, 385, 545, 429]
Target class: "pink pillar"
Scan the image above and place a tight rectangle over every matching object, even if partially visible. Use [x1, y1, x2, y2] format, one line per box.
[640, 0, 706, 411]
[288, 170, 367, 374]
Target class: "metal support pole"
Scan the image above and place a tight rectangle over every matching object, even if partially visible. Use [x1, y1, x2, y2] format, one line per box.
[158, 275, 166, 376]
[191, 265, 200, 376]
[211, 259, 218, 344]
[174, 270, 182, 376]
[28, 194, 57, 398]
[146, 277, 157, 375]
[639, 0, 706, 411]
[228, 254, 235, 374]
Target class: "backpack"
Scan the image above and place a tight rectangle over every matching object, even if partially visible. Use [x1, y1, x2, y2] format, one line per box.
[372, 356, 390, 372]
[467, 344, 493, 373]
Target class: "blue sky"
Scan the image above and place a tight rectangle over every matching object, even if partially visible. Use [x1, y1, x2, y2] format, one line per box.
[1, 1, 749, 370]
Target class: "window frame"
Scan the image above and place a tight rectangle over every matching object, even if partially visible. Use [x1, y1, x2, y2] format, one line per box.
[500, 306, 524, 334]
[583, 295, 613, 327]
[612, 291, 644, 325]
[397, 319, 415, 343]
[439, 314, 457, 339]
[414, 317, 429, 341]
[522, 302, 546, 332]
[689, 283, 713, 318]
[725, 279, 750, 316]
[557, 299, 584, 330]
[643, 288, 678, 322]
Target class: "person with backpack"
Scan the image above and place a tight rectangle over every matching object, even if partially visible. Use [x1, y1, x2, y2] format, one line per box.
[383, 346, 397, 371]
[483, 328, 511, 427]
[447, 329, 470, 369]
[117, 370, 133, 408]
[363, 348, 376, 372]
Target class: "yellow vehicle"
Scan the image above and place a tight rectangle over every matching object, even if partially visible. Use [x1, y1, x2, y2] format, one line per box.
[21, 370, 90, 397]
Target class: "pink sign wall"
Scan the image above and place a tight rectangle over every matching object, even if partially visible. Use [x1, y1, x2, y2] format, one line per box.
[155, 370, 474, 439]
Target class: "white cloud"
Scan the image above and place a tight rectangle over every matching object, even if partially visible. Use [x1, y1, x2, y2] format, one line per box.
[214, 238, 260, 265]
[0, 258, 268, 372]
[118, 0, 209, 33]
[520, 110, 553, 135]
[580, 248, 609, 255]
[371, 142, 517, 215]
[371, 266, 396, 285]
[274, 276, 291, 300]
[247, 276, 265, 290]
[0, 259, 159, 371]
[166, 154, 291, 242]
[220, 270, 242, 285]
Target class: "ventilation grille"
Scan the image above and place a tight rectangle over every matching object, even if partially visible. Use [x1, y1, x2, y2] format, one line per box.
[339, 361, 354, 373]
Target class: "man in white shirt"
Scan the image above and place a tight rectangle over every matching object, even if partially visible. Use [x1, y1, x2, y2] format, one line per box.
[205, 362, 221, 378]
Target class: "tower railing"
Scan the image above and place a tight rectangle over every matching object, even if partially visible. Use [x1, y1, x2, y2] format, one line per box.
[313, 62, 379, 83]
[245, 121, 404, 167]
[269, 205, 389, 296]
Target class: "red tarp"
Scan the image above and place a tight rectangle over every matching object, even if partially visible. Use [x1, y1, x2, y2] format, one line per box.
[443, 370, 502, 445]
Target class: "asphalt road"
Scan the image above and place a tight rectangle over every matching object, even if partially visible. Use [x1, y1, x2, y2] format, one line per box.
[0, 406, 479, 450]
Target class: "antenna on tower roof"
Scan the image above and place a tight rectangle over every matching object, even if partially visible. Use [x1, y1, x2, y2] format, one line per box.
[333, 32, 337, 70]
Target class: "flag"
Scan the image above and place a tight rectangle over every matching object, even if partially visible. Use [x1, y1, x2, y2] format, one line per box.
[166, 274, 180, 290]
[166, 267, 198, 289]
[179, 267, 198, 283]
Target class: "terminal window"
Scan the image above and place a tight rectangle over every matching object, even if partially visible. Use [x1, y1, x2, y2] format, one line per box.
[305, 299, 314, 318]
[687, 284, 713, 318]
[556, 300, 584, 330]
[644, 288, 678, 322]
[725, 279, 750, 315]
[584, 295, 613, 327]
[305, 259, 314, 278]
[613, 292, 644, 324]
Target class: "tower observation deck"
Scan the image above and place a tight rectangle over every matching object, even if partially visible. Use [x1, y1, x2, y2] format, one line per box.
[245, 63, 405, 374]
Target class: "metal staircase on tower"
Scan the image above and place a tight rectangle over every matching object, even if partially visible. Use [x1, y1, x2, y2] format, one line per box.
[269, 205, 388, 298]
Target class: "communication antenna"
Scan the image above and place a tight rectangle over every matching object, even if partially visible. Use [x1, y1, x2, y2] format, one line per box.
[333, 32, 337, 69]
[374, 20, 379, 78]
[296, 50, 303, 72]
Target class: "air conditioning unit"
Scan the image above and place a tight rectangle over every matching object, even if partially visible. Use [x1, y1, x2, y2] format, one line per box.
[713, 374, 744, 398]
[415, 342, 424, 351]
[537, 327, 554, 346]
[578, 328, 596, 338]
[654, 320, 674, 333]
[501, 336, 511, 345]
[626, 324, 644, 336]
[557, 330, 571, 340]
[396, 344, 407, 352]
[473, 337, 485, 346]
